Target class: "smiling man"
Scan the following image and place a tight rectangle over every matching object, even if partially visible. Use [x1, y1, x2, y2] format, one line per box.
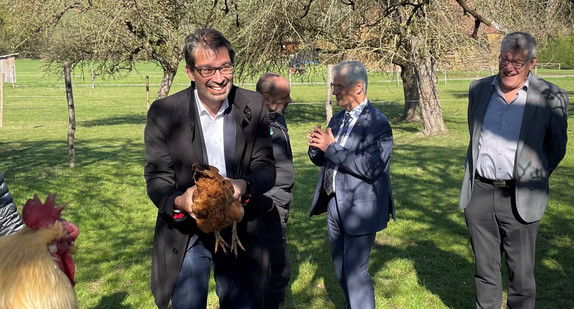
[459, 32, 569, 309]
[144, 28, 275, 309]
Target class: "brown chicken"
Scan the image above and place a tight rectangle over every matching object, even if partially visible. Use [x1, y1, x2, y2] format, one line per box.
[0, 194, 79, 309]
[191, 162, 244, 256]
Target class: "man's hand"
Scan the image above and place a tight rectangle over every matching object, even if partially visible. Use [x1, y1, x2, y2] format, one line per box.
[308, 125, 335, 152]
[174, 185, 197, 218]
[227, 178, 248, 200]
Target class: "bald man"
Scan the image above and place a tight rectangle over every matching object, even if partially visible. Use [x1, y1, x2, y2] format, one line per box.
[256, 73, 294, 308]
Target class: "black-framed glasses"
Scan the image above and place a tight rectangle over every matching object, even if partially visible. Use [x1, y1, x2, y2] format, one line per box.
[499, 57, 525, 69]
[330, 83, 346, 92]
[191, 65, 234, 77]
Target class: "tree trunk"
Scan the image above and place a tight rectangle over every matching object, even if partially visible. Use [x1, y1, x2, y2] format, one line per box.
[64, 62, 76, 168]
[325, 64, 334, 123]
[399, 64, 421, 122]
[398, 36, 448, 135]
[415, 54, 449, 135]
[157, 70, 175, 99]
[155, 53, 182, 99]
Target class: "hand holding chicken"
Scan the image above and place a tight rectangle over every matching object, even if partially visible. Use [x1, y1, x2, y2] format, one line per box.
[191, 163, 245, 256]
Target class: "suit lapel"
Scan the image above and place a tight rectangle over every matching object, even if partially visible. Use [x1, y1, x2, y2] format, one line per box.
[187, 86, 206, 163]
[229, 87, 250, 178]
[345, 102, 370, 150]
[516, 75, 543, 160]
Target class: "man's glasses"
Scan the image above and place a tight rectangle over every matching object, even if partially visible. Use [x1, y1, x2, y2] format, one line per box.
[499, 57, 525, 69]
[330, 83, 346, 92]
[191, 65, 234, 77]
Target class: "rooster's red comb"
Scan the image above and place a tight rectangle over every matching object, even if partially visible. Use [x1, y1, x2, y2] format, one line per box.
[22, 194, 68, 230]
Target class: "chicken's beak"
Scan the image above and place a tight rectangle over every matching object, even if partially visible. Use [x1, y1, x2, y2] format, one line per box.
[68, 242, 77, 254]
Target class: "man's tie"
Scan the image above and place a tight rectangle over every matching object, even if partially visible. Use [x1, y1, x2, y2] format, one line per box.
[323, 112, 352, 196]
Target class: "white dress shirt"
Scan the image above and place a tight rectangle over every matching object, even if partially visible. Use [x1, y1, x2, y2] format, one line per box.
[194, 88, 229, 177]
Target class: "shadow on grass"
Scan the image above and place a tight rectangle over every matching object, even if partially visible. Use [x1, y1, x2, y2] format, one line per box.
[283, 101, 574, 308]
[91, 291, 130, 309]
[0, 137, 154, 307]
[1, 101, 572, 308]
[81, 114, 146, 127]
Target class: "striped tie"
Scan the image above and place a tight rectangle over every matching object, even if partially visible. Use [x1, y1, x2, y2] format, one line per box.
[323, 113, 352, 196]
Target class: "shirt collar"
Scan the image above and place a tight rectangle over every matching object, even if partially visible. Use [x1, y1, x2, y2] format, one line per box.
[194, 88, 230, 118]
[347, 98, 368, 119]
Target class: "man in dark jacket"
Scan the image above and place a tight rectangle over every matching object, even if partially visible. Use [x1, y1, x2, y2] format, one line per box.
[256, 73, 294, 308]
[0, 170, 23, 236]
[144, 29, 275, 309]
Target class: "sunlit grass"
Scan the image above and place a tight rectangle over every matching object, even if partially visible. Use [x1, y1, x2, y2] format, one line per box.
[1, 60, 573, 308]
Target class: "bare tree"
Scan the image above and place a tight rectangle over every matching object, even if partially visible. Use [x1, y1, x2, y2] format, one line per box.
[2, 0, 233, 99]
[284, 0, 572, 135]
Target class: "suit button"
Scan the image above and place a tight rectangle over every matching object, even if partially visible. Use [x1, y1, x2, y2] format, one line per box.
[173, 248, 179, 254]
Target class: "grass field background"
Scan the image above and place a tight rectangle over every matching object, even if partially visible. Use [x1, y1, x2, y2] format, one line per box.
[1, 60, 573, 308]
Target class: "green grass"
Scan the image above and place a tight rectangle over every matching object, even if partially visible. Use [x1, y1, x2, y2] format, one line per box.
[1, 60, 573, 308]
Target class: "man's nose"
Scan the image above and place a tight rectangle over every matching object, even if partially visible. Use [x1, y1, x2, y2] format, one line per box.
[212, 69, 225, 82]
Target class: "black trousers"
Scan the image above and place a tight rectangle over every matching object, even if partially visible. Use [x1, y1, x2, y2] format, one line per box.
[464, 178, 540, 309]
[261, 203, 291, 309]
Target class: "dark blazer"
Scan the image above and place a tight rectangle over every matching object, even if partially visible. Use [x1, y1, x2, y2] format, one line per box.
[459, 74, 569, 222]
[0, 170, 23, 237]
[309, 102, 396, 235]
[144, 85, 275, 308]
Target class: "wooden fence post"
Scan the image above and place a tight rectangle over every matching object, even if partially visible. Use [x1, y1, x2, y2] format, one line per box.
[0, 73, 4, 128]
[64, 62, 76, 168]
[10, 64, 15, 88]
[91, 65, 95, 89]
[146, 76, 150, 110]
[325, 64, 333, 123]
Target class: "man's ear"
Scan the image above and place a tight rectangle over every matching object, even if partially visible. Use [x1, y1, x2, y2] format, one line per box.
[263, 93, 272, 104]
[355, 82, 364, 95]
[185, 66, 196, 82]
[528, 57, 537, 71]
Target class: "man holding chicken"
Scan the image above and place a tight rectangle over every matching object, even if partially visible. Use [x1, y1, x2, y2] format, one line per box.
[144, 28, 275, 309]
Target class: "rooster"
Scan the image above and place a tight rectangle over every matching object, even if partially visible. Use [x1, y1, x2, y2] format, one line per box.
[0, 194, 79, 309]
[191, 162, 245, 256]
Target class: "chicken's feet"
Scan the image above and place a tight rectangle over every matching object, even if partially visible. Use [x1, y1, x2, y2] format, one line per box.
[231, 222, 245, 257]
[214, 231, 229, 254]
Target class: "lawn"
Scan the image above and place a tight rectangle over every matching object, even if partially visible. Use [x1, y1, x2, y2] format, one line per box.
[1, 60, 573, 308]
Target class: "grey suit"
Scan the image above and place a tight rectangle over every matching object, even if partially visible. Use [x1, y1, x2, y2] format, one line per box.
[309, 101, 395, 308]
[459, 74, 568, 308]
[459, 75, 568, 221]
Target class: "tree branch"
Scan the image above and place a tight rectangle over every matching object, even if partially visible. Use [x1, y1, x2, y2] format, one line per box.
[454, 0, 507, 37]
[302, 0, 313, 18]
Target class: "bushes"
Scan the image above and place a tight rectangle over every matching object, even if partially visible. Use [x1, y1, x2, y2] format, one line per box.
[538, 36, 574, 70]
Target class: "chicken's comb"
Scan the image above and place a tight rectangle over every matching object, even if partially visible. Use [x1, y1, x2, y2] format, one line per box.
[22, 193, 68, 230]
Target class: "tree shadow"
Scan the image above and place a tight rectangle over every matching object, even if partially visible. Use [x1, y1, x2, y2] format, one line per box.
[284, 95, 574, 308]
[1, 99, 571, 308]
[90, 291, 131, 309]
[81, 114, 146, 127]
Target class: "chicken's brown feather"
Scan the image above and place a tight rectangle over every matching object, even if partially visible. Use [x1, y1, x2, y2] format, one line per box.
[191, 163, 244, 253]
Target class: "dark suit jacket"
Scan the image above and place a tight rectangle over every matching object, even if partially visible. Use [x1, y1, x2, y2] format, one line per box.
[459, 74, 569, 222]
[309, 102, 396, 235]
[144, 84, 275, 308]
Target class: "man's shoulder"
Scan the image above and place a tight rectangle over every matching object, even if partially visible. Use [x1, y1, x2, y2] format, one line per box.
[531, 75, 567, 94]
[364, 102, 389, 121]
[150, 87, 190, 109]
[148, 87, 191, 120]
[156, 87, 190, 104]
[231, 86, 263, 103]
[471, 75, 496, 88]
